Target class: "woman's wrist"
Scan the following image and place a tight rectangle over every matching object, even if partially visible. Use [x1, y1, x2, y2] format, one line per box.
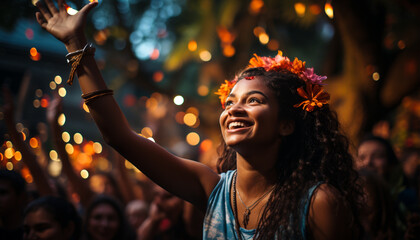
[64, 35, 88, 52]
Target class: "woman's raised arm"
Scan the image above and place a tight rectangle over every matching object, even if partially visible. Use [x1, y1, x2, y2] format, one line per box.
[35, 0, 220, 211]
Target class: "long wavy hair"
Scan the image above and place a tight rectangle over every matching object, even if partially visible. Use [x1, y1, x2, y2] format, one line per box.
[217, 68, 364, 239]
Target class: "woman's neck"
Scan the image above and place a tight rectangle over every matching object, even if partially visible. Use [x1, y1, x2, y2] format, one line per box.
[235, 153, 277, 199]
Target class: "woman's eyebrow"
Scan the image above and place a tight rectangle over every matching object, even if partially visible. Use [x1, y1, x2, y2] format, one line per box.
[245, 90, 268, 98]
[227, 90, 267, 99]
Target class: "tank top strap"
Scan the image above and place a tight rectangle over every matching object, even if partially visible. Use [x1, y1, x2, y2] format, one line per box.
[300, 182, 323, 239]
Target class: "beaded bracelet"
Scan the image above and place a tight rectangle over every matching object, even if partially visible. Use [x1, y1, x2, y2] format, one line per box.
[66, 43, 96, 86]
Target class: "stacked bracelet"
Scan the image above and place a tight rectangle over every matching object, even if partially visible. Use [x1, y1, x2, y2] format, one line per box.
[82, 89, 114, 104]
[65, 43, 96, 86]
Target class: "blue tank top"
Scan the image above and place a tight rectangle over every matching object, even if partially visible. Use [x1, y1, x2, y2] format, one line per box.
[202, 170, 321, 240]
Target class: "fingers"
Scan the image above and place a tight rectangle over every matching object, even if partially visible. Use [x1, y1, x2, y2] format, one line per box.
[44, 0, 59, 15]
[35, 1, 52, 20]
[35, 12, 47, 29]
[79, 0, 98, 16]
[57, 0, 66, 12]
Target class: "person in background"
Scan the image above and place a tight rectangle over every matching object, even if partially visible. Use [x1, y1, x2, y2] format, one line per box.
[125, 199, 148, 233]
[0, 169, 27, 240]
[23, 196, 82, 240]
[82, 195, 135, 240]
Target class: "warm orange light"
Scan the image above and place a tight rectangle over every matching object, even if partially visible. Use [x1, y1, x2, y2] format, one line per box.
[217, 27, 236, 44]
[30, 47, 38, 57]
[14, 151, 22, 161]
[0, 153, 3, 161]
[82, 102, 90, 113]
[188, 40, 197, 51]
[199, 50, 212, 61]
[76, 153, 92, 166]
[146, 98, 158, 110]
[141, 127, 153, 138]
[83, 141, 95, 155]
[186, 132, 200, 146]
[175, 112, 185, 124]
[29, 137, 39, 148]
[249, 0, 264, 15]
[40, 98, 49, 108]
[324, 3, 334, 19]
[186, 107, 199, 116]
[153, 71, 164, 82]
[294, 3, 306, 17]
[30, 48, 41, 61]
[94, 30, 108, 45]
[21, 132, 26, 141]
[197, 85, 209, 96]
[253, 26, 265, 37]
[309, 4, 321, 15]
[184, 113, 197, 127]
[259, 33, 269, 44]
[223, 45, 235, 57]
[199, 139, 213, 152]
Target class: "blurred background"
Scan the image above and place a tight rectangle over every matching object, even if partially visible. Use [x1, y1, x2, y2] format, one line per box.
[0, 0, 420, 186]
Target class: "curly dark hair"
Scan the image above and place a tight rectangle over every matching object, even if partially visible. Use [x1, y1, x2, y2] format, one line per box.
[217, 68, 364, 239]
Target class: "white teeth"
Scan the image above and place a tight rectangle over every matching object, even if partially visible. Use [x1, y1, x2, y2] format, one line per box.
[228, 122, 245, 129]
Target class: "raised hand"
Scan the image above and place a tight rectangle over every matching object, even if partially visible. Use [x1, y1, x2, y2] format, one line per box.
[35, 0, 97, 48]
[46, 93, 62, 124]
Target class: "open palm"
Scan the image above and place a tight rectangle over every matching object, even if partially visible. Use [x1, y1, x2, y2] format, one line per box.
[35, 0, 97, 45]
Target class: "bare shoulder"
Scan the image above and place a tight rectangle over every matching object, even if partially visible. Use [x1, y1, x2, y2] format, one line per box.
[307, 183, 359, 240]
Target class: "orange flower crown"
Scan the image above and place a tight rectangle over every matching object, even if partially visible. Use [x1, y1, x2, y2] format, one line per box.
[215, 51, 330, 112]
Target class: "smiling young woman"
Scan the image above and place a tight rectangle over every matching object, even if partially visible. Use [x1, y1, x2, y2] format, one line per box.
[34, 1, 364, 239]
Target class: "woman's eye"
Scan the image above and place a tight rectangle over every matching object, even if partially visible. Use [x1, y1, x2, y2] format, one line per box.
[225, 100, 233, 107]
[249, 98, 261, 103]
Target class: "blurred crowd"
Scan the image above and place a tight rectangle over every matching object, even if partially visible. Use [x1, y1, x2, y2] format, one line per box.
[1, 87, 420, 240]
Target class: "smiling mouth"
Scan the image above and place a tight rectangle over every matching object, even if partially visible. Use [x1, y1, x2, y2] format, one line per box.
[228, 121, 252, 130]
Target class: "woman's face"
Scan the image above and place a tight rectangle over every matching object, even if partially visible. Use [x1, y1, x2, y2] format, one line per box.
[219, 77, 283, 151]
[23, 208, 72, 240]
[357, 140, 388, 176]
[88, 203, 120, 240]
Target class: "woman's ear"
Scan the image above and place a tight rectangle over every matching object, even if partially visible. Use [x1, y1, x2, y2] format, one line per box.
[279, 120, 295, 136]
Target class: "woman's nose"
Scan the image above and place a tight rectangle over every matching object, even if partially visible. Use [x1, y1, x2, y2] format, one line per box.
[227, 102, 246, 116]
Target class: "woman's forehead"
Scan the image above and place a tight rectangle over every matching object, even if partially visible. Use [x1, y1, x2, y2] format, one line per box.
[230, 77, 271, 95]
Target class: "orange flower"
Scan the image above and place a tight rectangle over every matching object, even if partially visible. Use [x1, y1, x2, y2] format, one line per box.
[290, 58, 306, 74]
[293, 82, 330, 112]
[215, 80, 236, 108]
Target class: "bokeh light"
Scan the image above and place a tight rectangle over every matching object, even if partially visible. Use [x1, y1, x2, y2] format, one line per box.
[173, 95, 184, 105]
[188, 40, 197, 51]
[58, 87, 67, 97]
[93, 142, 102, 154]
[186, 132, 200, 146]
[62, 132, 70, 142]
[58, 113, 66, 126]
[199, 50, 212, 61]
[54, 75, 62, 84]
[80, 169, 89, 179]
[74, 133, 83, 144]
[65, 143, 74, 155]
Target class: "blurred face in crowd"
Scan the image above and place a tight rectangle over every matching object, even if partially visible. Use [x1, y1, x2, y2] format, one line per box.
[357, 140, 388, 176]
[23, 208, 73, 240]
[88, 203, 120, 240]
[0, 180, 24, 216]
[126, 200, 148, 230]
